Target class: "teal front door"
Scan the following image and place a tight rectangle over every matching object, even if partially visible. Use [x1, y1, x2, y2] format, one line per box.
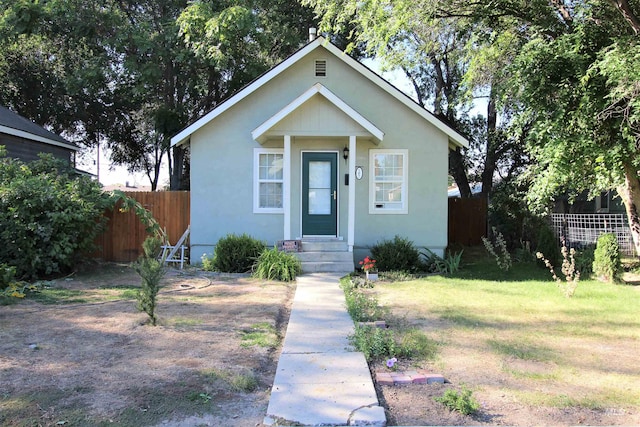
[302, 152, 338, 236]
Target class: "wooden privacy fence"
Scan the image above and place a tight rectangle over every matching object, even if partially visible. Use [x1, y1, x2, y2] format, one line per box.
[448, 197, 488, 246]
[95, 191, 190, 262]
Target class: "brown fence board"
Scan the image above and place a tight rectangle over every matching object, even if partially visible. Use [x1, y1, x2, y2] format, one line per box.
[95, 191, 190, 262]
[448, 197, 488, 246]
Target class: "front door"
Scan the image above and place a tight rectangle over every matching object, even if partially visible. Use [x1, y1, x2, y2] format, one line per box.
[302, 152, 338, 236]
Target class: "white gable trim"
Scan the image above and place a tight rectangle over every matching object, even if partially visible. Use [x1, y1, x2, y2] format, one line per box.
[171, 36, 468, 148]
[252, 83, 384, 144]
[0, 125, 80, 151]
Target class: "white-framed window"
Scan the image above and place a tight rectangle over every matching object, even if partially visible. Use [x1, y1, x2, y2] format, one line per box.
[254, 148, 284, 213]
[369, 149, 408, 214]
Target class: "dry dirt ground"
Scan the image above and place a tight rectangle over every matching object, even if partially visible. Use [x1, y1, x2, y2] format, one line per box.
[0, 263, 294, 427]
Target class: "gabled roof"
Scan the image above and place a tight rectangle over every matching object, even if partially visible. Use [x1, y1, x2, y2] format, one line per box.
[171, 36, 468, 148]
[252, 83, 384, 144]
[0, 105, 79, 151]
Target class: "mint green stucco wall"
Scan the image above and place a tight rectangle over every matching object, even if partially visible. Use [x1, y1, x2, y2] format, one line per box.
[189, 45, 450, 263]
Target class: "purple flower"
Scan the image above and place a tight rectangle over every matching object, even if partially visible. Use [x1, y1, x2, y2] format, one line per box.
[386, 357, 397, 368]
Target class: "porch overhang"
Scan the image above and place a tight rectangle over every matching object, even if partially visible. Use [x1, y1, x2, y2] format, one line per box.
[251, 83, 384, 144]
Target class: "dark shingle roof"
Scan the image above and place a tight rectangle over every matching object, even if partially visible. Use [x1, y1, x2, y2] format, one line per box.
[0, 105, 79, 150]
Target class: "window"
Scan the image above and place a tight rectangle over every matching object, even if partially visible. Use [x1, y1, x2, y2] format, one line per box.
[254, 149, 284, 213]
[314, 59, 327, 77]
[369, 149, 408, 214]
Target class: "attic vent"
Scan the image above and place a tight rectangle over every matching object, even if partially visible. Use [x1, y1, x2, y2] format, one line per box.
[315, 59, 327, 77]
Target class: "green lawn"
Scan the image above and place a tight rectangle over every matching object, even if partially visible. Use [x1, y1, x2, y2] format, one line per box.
[374, 257, 640, 410]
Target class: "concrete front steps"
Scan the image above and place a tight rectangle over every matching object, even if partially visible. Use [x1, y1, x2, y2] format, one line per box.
[295, 239, 354, 273]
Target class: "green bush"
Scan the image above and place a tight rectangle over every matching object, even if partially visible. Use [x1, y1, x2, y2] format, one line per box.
[342, 278, 387, 322]
[253, 248, 301, 282]
[134, 236, 166, 326]
[435, 386, 480, 415]
[208, 234, 265, 273]
[535, 223, 560, 268]
[0, 263, 17, 290]
[396, 328, 438, 360]
[351, 325, 397, 361]
[371, 235, 421, 272]
[0, 151, 110, 279]
[574, 245, 595, 276]
[593, 233, 621, 283]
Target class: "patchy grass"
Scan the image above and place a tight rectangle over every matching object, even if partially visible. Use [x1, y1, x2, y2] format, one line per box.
[373, 252, 640, 423]
[0, 265, 294, 427]
[240, 322, 278, 348]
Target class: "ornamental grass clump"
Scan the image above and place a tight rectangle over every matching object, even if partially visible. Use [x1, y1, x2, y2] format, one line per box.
[253, 247, 301, 282]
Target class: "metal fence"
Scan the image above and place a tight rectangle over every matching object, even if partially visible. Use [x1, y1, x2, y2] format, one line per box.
[550, 213, 635, 256]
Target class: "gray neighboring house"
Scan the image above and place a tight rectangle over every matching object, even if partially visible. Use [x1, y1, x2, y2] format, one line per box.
[0, 105, 79, 167]
[171, 36, 469, 271]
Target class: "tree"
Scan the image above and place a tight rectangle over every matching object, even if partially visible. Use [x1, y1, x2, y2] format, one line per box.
[0, 0, 318, 190]
[301, 0, 527, 200]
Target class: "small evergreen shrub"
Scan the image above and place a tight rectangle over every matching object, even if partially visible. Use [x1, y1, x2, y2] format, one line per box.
[535, 224, 560, 268]
[574, 245, 595, 276]
[253, 248, 301, 282]
[134, 236, 165, 326]
[435, 386, 480, 415]
[371, 235, 421, 272]
[593, 233, 621, 283]
[210, 234, 266, 273]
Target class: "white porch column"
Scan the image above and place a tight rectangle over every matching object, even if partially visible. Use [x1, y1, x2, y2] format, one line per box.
[347, 135, 356, 252]
[283, 135, 291, 240]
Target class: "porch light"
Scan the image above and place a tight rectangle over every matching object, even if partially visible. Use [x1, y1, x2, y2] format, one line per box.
[343, 146, 349, 160]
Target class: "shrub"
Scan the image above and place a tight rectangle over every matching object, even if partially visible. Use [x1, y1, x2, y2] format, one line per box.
[593, 233, 621, 283]
[134, 236, 166, 326]
[253, 248, 301, 282]
[396, 328, 438, 360]
[0, 151, 110, 279]
[574, 245, 595, 276]
[435, 386, 480, 416]
[341, 278, 387, 322]
[351, 325, 397, 361]
[535, 223, 560, 268]
[371, 235, 421, 272]
[209, 234, 265, 273]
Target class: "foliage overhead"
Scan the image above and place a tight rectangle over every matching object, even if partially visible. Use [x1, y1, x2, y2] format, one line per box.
[0, 0, 318, 190]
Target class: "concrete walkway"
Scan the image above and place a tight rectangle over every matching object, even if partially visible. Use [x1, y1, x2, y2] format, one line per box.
[264, 273, 386, 426]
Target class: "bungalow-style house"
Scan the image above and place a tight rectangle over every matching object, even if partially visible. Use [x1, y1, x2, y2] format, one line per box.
[0, 105, 79, 167]
[171, 36, 468, 271]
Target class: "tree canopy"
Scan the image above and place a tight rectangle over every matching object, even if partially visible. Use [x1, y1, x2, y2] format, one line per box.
[305, 0, 640, 253]
[0, 0, 318, 189]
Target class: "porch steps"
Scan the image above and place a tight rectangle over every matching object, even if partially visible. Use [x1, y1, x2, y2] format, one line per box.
[295, 240, 354, 273]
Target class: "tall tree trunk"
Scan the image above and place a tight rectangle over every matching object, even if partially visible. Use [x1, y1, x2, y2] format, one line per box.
[170, 145, 186, 190]
[481, 92, 498, 199]
[449, 148, 472, 198]
[617, 161, 640, 256]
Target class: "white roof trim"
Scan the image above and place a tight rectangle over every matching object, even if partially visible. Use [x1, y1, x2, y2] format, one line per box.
[252, 83, 384, 144]
[0, 125, 80, 151]
[171, 36, 468, 148]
